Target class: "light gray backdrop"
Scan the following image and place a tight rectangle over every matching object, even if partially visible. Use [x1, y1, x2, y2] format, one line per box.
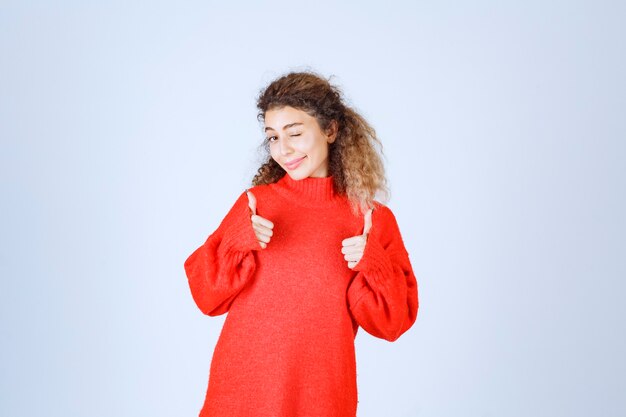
[1, 1, 624, 416]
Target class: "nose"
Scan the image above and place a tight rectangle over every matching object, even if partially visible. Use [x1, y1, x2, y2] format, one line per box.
[279, 136, 293, 155]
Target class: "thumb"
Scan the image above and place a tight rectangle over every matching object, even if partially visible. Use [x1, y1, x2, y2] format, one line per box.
[246, 190, 257, 216]
[362, 208, 373, 236]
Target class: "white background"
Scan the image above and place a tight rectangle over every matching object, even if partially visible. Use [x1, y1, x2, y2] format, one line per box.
[1, 1, 624, 416]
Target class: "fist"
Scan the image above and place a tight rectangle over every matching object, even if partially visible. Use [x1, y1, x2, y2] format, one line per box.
[246, 190, 274, 249]
[341, 207, 373, 269]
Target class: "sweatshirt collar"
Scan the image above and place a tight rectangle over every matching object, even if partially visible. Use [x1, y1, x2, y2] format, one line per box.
[274, 173, 342, 206]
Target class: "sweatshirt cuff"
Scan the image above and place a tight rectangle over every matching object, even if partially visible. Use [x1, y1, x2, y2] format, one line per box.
[218, 199, 262, 255]
[352, 233, 394, 277]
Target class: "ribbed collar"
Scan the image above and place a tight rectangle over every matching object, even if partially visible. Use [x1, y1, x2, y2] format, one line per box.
[273, 173, 344, 207]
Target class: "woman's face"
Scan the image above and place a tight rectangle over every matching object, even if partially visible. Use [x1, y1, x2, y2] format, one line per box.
[264, 106, 337, 179]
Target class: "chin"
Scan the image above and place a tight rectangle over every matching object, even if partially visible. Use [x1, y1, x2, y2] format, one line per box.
[287, 171, 308, 181]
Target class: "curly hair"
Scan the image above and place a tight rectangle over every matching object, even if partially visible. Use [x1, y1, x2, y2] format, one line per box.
[251, 69, 390, 216]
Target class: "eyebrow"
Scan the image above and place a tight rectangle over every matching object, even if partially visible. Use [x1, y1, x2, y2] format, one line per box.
[264, 122, 303, 132]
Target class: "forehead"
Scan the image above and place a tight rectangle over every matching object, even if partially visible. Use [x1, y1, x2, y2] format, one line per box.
[264, 106, 314, 128]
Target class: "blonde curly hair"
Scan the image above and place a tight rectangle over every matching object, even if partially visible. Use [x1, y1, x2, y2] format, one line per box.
[251, 70, 390, 216]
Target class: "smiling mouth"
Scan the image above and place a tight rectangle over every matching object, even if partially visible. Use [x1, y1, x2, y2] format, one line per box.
[285, 156, 306, 168]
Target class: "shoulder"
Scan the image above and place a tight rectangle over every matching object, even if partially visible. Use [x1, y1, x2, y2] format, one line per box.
[239, 183, 274, 213]
[369, 204, 410, 256]
[221, 183, 270, 216]
[243, 183, 271, 197]
[369, 201, 405, 243]
[371, 200, 397, 223]
[243, 183, 273, 200]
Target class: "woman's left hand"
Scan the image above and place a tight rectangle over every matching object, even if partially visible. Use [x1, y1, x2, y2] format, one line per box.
[341, 208, 373, 269]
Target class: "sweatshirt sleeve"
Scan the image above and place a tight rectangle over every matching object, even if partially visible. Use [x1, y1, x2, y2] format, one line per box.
[346, 205, 419, 342]
[184, 190, 262, 316]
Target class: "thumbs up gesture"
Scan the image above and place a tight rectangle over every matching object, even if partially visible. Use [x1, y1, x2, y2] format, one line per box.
[341, 208, 374, 269]
[246, 190, 274, 249]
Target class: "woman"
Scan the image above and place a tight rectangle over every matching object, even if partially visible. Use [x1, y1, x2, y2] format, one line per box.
[184, 70, 419, 417]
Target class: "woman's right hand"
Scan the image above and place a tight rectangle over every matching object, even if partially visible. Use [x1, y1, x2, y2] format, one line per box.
[246, 190, 274, 249]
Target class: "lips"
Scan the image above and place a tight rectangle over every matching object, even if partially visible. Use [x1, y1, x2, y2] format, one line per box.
[285, 156, 306, 170]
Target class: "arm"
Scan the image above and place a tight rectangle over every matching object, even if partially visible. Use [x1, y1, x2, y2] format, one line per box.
[346, 205, 419, 341]
[183, 190, 262, 316]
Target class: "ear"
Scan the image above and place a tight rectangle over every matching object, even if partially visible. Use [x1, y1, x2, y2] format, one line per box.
[326, 120, 338, 143]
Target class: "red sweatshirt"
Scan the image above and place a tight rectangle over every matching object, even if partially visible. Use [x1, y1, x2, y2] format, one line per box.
[184, 173, 419, 417]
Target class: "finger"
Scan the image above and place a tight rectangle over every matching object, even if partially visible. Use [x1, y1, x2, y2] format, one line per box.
[363, 208, 373, 236]
[344, 252, 363, 262]
[341, 244, 364, 255]
[251, 214, 274, 229]
[246, 190, 257, 216]
[258, 241, 267, 249]
[348, 261, 357, 269]
[252, 222, 273, 237]
[342, 235, 366, 247]
[255, 232, 271, 244]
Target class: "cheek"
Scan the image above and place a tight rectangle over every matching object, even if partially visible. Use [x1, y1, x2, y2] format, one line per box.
[302, 138, 324, 156]
[269, 145, 281, 160]
[309, 141, 329, 158]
